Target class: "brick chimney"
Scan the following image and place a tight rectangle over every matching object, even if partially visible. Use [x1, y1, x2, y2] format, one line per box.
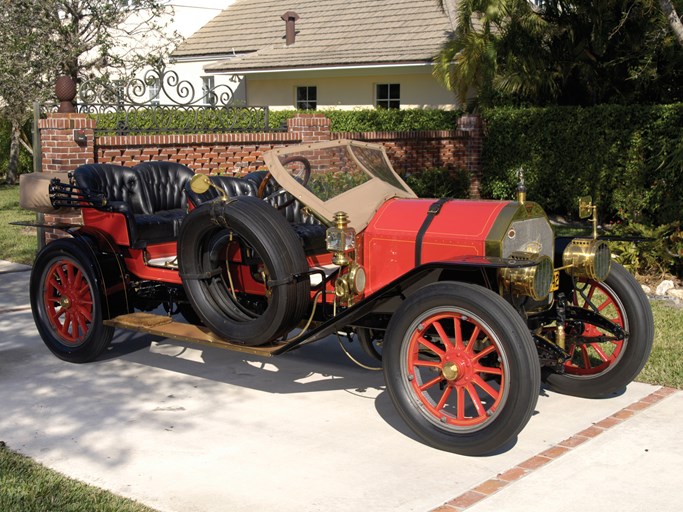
[281, 11, 300, 46]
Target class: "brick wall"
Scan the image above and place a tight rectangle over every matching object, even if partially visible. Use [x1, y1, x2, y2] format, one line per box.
[90, 114, 482, 192]
[331, 130, 470, 178]
[41, 112, 483, 194]
[456, 114, 484, 198]
[96, 132, 302, 175]
[38, 114, 94, 240]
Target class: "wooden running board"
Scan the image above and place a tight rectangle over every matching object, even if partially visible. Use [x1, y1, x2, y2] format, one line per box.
[103, 312, 283, 357]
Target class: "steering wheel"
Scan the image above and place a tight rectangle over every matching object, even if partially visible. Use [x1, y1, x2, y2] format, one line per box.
[257, 156, 311, 210]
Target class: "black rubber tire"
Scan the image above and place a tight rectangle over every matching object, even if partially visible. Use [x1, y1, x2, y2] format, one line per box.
[177, 302, 203, 325]
[30, 239, 114, 363]
[178, 196, 310, 346]
[544, 263, 654, 398]
[383, 282, 540, 456]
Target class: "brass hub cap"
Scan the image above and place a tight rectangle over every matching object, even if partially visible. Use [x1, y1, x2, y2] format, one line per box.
[59, 296, 72, 309]
[442, 361, 460, 381]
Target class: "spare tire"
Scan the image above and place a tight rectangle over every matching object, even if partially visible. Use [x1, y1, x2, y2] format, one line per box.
[178, 196, 311, 346]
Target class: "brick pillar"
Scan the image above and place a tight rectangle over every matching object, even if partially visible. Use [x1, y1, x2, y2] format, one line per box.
[287, 113, 331, 143]
[457, 114, 483, 199]
[39, 113, 96, 241]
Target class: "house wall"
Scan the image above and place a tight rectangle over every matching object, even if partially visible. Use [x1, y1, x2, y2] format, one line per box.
[246, 72, 458, 110]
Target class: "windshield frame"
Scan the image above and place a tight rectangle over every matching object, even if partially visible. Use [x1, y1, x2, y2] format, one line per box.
[262, 139, 417, 231]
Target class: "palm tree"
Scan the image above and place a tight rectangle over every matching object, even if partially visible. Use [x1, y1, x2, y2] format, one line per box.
[434, 0, 553, 109]
[434, 0, 683, 107]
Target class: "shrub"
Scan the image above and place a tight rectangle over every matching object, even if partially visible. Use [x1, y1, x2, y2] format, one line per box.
[481, 104, 683, 226]
[481, 104, 683, 278]
[93, 107, 270, 135]
[405, 168, 470, 199]
[610, 222, 683, 278]
[93, 108, 462, 135]
[0, 118, 33, 181]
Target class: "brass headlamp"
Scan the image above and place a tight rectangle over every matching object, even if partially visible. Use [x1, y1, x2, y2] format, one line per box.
[562, 197, 612, 281]
[500, 253, 554, 301]
[326, 211, 356, 266]
[562, 238, 611, 281]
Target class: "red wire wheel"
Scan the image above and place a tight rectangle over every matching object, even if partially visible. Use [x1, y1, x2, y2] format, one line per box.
[30, 239, 114, 363]
[544, 263, 654, 398]
[43, 259, 94, 346]
[403, 309, 507, 430]
[564, 279, 626, 376]
[384, 282, 539, 455]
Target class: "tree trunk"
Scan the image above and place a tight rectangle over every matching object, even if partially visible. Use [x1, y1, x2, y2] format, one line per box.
[6, 120, 21, 185]
[659, 0, 683, 47]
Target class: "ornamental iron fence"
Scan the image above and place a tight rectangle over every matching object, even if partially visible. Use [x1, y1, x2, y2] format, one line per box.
[40, 66, 271, 134]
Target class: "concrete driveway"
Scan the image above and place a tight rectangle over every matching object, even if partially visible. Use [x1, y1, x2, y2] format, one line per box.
[1, 261, 681, 512]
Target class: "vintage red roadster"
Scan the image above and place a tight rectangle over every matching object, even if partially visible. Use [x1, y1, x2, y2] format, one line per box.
[20, 139, 654, 455]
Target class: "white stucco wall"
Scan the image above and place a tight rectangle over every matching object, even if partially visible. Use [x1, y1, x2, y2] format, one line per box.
[242, 69, 458, 110]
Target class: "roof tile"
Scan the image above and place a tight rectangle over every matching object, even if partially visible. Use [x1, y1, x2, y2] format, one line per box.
[173, 0, 454, 72]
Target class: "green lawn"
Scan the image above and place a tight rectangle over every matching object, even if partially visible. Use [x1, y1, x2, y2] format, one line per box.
[0, 184, 38, 265]
[0, 443, 156, 512]
[638, 299, 683, 389]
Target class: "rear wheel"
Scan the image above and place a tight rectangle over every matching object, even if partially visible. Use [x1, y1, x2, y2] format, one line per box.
[31, 240, 114, 363]
[383, 282, 540, 455]
[544, 263, 653, 398]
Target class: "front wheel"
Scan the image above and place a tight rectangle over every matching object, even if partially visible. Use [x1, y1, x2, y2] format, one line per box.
[544, 262, 654, 398]
[383, 282, 540, 456]
[30, 239, 114, 363]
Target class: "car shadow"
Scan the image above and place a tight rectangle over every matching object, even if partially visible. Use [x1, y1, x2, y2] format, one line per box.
[101, 328, 538, 455]
[103, 327, 387, 396]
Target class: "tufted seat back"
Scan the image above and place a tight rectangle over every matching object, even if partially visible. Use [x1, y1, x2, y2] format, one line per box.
[133, 161, 194, 212]
[74, 164, 150, 214]
[242, 171, 319, 225]
[73, 162, 195, 248]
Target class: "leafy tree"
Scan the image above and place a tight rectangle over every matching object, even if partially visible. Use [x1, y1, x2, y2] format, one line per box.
[0, 1, 61, 184]
[435, 0, 683, 108]
[0, 0, 178, 184]
[51, 0, 179, 82]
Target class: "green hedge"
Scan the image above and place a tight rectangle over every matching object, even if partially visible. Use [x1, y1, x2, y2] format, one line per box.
[481, 104, 683, 277]
[269, 108, 462, 132]
[93, 108, 462, 135]
[481, 104, 683, 226]
[93, 107, 270, 135]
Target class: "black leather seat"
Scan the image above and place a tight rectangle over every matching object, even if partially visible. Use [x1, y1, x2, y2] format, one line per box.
[73, 162, 194, 248]
[133, 161, 194, 244]
[185, 175, 260, 205]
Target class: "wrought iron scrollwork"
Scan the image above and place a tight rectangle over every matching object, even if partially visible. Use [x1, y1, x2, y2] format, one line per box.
[46, 65, 271, 134]
[78, 65, 241, 108]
